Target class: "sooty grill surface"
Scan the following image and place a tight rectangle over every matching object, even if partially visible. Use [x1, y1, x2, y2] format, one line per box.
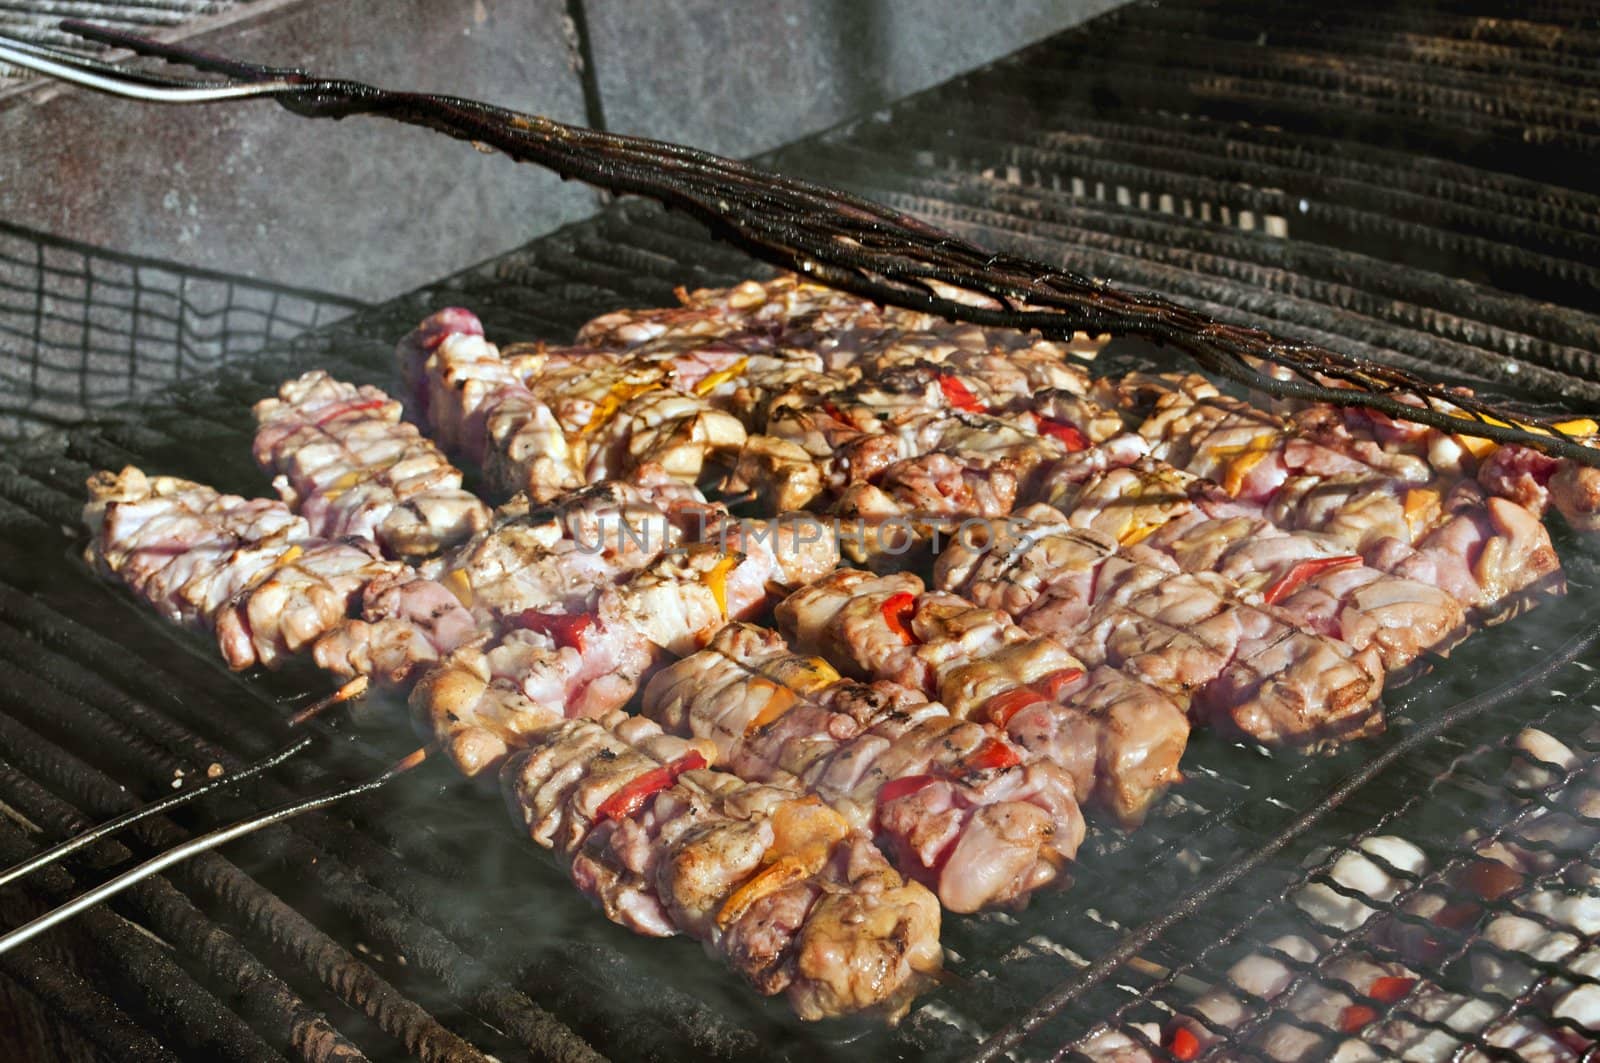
[2, 1, 1600, 1059]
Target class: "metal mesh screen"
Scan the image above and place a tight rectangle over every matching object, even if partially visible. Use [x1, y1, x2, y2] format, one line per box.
[0, 221, 361, 440]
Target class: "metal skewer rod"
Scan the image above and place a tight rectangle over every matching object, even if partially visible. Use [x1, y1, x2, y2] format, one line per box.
[288, 675, 370, 727]
[0, 745, 429, 957]
[0, 734, 315, 890]
[0, 37, 301, 102]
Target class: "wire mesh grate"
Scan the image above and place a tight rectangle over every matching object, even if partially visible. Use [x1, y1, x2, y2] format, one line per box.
[0, 221, 361, 440]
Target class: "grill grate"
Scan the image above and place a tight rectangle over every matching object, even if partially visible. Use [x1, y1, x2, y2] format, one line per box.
[0, 221, 361, 441]
[2, 0, 1600, 1059]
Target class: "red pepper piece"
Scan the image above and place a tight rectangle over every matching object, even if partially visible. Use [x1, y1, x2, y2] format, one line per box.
[822, 401, 849, 424]
[981, 669, 1085, 729]
[1167, 1025, 1201, 1061]
[1340, 975, 1416, 1032]
[315, 397, 388, 427]
[1369, 976, 1415, 1003]
[513, 610, 594, 652]
[983, 687, 1045, 730]
[1036, 667, 1086, 700]
[1433, 900, 1482, 930]
[956, 737, 1023, 775]
[1339, 1004, 1379, 1033]
[595, 750, 708, 823]
[938, 373, 987, 414]
[880, 592, 918, 645]
[876, 774, 939, 807]
[1261, 555, 1363, 605]
[1035, 415, 1090, 451]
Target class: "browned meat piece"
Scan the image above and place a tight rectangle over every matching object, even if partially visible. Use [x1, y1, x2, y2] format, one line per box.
[936, 505, 1385, 749]
[1550, 459, 1600, 533]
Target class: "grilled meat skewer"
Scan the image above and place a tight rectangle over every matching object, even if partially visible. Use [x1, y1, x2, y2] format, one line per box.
[643, 622, 1085, 912]
[502, 711, 942, 1022]
[84, 466, 476, 679]
[253, 370, 490, 558]
[776, 568, 1190, 824]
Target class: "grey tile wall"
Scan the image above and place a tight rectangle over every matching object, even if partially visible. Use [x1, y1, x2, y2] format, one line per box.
[584, 0, 1125, 159]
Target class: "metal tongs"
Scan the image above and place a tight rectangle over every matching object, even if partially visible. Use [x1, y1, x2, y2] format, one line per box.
[3, 19, 1597, 467]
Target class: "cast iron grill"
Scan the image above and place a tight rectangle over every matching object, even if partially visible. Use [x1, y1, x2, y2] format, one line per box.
[1, 0, 1599, 1059]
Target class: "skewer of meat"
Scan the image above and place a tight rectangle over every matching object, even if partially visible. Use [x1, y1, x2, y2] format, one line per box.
[84, 466, 475, 680]
[775, 568, 1190, 825]
[1250, 367, 1600, 535]
[502, 710, 943, 1022]
[573, 274, 940, 353]
[401, 309, 750, 498]
[252, 370, 491, 558]
[86, 465, 935, 1022]
[929, 506, 1385, 749]
[1011, 461, 1471, 675]
[1107, 374, 1565, 616]
[642, 622, 1085, 911]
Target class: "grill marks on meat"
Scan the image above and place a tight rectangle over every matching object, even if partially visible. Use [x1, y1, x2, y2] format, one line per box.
[501, 712, 942, 1022]
[642, 622, 1085, 912]
[1117, 374, 1565, 616]
[417, 512, 842, 779]
[83, 466, 474, 677]
[936, 505, 1384, 749]
[775, 568, 1186, 825]
[253, 370, 490, 558]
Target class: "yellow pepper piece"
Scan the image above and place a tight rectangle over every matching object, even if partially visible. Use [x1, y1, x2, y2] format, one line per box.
[320, 469, 364, 503]
[1119, 521, 1159, 546]
[1207, 433, 1278, 497]
[744, 681, 798, 734]
[1554, 417, 1599, 438]
[1457, 433, 1498, 460]
[717, 856, 810, 929]
[1403, 487, 1441, 539]
[276, 544, 304, 568]
[579, 378, 659, 436]
[444, 568, 474, 608]
[717, 798, 849, 929]
[704, 553, 740, 617]
[757, 654, 842, 696]
[693, 357, 749, 397]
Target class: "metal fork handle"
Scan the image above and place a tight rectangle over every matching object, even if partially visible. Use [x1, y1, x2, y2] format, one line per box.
[0, 746, 427, 958]
[0, 735, 314, 891]
[0, 36, 301, 102]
